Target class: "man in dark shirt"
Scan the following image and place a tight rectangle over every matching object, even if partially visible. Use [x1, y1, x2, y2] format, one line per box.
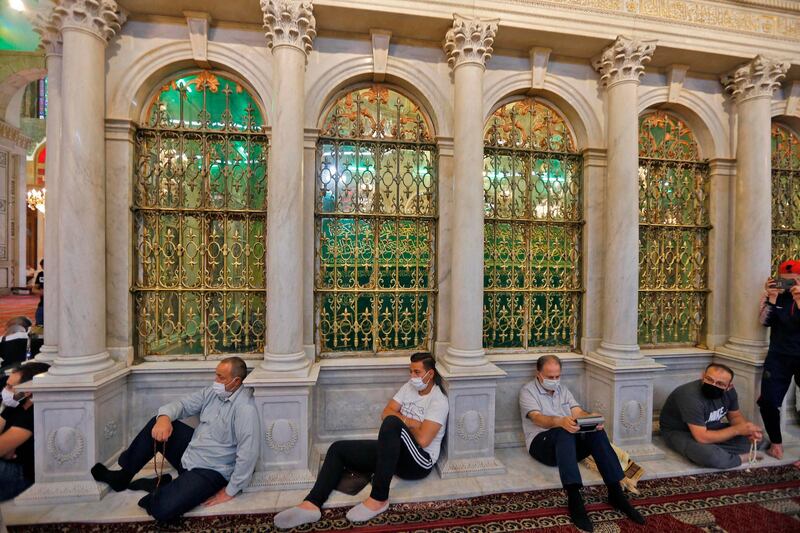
[660, 363, 763, 469]
[758, 259, 800, 460]
[0, 362, 49, 500]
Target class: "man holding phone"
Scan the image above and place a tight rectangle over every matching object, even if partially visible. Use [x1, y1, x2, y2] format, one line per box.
[519, 355, 645, 532]
[758, 259, 800, 460]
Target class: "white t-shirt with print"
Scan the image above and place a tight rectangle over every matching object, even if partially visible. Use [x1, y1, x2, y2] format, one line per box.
[392, 382, 449, 463]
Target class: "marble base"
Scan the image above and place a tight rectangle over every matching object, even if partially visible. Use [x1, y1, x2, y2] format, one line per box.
[245, 365, 320, 491]
[584, 355, 665, 458]
[15, 368, 129, 504]
[437, 364, 507, 479]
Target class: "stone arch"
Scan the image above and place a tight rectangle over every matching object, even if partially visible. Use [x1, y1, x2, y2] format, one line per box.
[0, 68, 46, 126]
[638, 87, 727, 160]
[305, 56, 451, 138]
[108, 41, 272, 125]
[482, 72, 602, 150]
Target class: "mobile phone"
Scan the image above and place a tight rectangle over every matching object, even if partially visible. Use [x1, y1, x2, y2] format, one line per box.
[774, 278, 797, 291]
[575, 415, 604, 433]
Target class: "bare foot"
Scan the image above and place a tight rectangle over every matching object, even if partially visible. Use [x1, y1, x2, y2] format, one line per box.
[740, 452, 764, 463]
[767, 443, 784, 460]
[362, 497, 387, 511]
[298, 500, 320, 512]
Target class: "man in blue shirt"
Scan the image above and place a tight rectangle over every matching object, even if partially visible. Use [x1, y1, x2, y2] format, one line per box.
[91, 356, 260, 522]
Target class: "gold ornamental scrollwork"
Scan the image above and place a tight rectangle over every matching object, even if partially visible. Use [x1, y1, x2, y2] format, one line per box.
[638, 111, 709, 347]
[771, 123, 800, 272]
[315, 84, 437, 357]
[482, 98, 583, 352]
[132, 71, 268, 360]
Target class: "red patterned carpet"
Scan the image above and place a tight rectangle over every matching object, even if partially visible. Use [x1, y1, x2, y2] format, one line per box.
[8, 464, 800, 532]
[0, 294, 38, 329]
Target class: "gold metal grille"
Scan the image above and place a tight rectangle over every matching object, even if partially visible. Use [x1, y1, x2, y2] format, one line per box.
[638, 111, 710, 347]
[132, 72, 268, 360]
[771, 123, 800, 271]
[483, 98, 583, 351]
[315, 85, 437, 356]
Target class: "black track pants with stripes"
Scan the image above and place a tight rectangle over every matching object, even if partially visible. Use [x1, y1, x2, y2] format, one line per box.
[306, 415, 433, 505]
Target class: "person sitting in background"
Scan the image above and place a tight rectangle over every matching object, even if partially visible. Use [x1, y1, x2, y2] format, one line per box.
[274, 352, 448, 530]
[0, 362, 50, 501]
[91, 357, 260, 522]
[33, 260, 43, 326]
[0, 325, 28, 369]
[660, 363, 763, 469]
[520, 355, 644, 532]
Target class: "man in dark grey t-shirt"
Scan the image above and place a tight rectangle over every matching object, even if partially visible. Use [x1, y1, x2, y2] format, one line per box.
[660, 363, 764, 469]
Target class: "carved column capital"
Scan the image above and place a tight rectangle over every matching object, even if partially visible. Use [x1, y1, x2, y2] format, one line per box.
[443, 14, 498, 71]
[592, 35, 656, 88]
[29, 6, 62, 56]
[52, 0, 125, 44]
[721, 55, 790, 103]
[260, 0, 316, 56]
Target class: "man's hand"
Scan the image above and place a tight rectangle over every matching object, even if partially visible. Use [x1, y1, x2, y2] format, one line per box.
[401, 415, 422, 430]
[736, 421, 761, 438]
[202, 488, 234, 507]
[151, 415, 173, 442]
[766, 277, 781, 303]
[560, 416, 579, 434]
[790, 284, 800, 305]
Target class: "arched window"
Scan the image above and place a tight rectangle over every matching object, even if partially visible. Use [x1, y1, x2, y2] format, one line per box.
[483, 98, 582, 350]
[133, 71, 268, 359]
[771, 123, 800, 270]
[316, 85, 437, 356]
[638, 111, 709, 346]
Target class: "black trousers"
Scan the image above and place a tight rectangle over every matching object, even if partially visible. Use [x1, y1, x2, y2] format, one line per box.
[758, 350, 800, 444]
[529, 428, 623, 488]
[119, 416, 227, 522]
[306, 415, 433, 506]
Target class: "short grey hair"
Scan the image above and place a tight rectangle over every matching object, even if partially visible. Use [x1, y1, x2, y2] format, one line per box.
[221, 356, 248, 380]
[536, 354, 562, 372]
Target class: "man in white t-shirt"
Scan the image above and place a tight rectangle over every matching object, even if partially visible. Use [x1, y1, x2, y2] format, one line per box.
[275, 352, 448, 530]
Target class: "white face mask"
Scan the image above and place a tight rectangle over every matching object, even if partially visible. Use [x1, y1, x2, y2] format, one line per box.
[540, 377, 560, 392]
[211, 378, 236, 399]
[2, 388, 19, 408]
[409, 371, 432, 392]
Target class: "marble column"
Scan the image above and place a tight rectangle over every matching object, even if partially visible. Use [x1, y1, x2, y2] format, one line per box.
[442, 14, 497, 371]
[716, 56, 789, 423]
[262, 0, 314, 375]
[585, 36, 664, 460]
[44, 0, 123, 378]
[31, 11, 62, 363]
[302, 127, 318, 364]
[15, 0, 129, 505]
[436, 15, 505, 479]
[720, 56, 790, 361]
[246, 0, 319, 492]
[591, 35, 655, 363]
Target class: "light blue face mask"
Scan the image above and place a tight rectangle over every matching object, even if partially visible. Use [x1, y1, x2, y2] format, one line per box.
[211, 378, 236, 399]
[540, 378, 560, 391]
[409, 371, 432, 391]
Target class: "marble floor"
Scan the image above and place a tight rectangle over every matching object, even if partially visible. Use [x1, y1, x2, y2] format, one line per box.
[3, 438, 798, 526]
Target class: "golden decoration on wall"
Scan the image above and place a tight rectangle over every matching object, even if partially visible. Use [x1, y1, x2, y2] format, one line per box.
[638, 111, 709, 347]
[483, 98, 582, 351]
[771, 123, 800, 273]
[315, 85, 437, 356]
[133, 71, 268, 360]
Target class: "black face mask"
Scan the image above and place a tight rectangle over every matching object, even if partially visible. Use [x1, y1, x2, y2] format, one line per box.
[701, 383, 725, 400]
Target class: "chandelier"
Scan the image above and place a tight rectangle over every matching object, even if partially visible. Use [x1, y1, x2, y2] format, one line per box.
[26, 188, 45, 213]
